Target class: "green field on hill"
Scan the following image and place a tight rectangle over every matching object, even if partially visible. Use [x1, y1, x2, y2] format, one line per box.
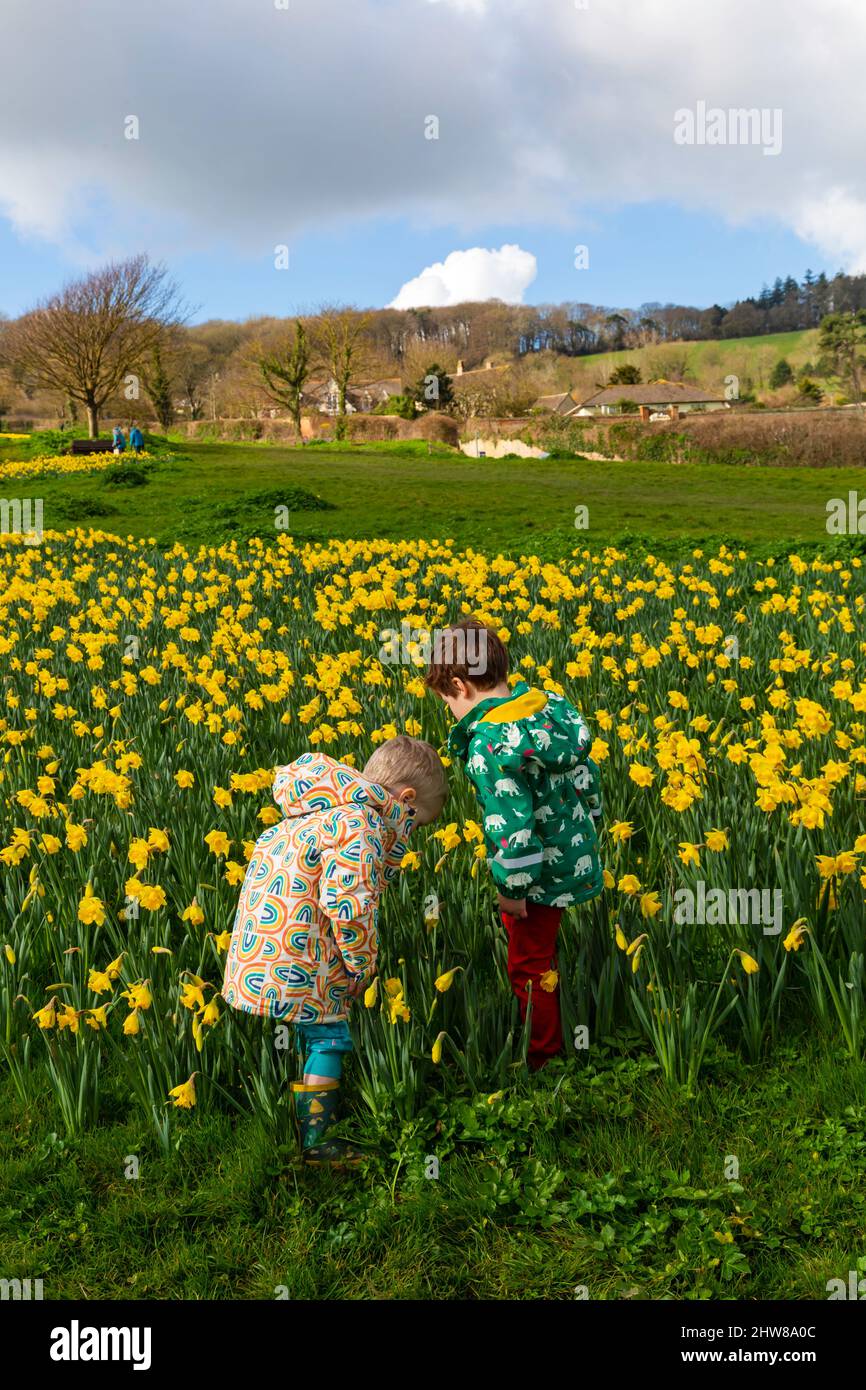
[574, 329, 821, 393]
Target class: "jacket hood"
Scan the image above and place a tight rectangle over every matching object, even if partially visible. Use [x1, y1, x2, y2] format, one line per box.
[449, 680, 591, 772]
[272, 753, 413, 875]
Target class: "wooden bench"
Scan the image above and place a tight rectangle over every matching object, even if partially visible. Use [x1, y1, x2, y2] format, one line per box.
[70, 438, 116, 455]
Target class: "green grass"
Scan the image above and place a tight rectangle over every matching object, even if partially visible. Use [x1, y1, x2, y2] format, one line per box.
[2, 1036, 864, 1299]
[1, 438, 861, 558]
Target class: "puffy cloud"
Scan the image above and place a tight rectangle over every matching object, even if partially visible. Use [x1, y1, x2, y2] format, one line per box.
[388, 244, 537, 307]
[793, 190, 866, 276]
[1, 0, 866, 275]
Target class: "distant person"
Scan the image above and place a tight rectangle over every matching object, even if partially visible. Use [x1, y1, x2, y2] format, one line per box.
[112, 426, 126, 455]
[129, 423, 144, 455]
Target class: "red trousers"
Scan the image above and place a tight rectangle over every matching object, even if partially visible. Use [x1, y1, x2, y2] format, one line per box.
[500, 903, 563, 1069]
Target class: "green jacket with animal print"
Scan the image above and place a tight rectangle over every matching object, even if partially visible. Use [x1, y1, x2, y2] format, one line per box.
[448, 680, 604, 908]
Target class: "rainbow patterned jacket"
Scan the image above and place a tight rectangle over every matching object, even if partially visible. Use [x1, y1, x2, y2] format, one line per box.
[222, 754, 413, 1022]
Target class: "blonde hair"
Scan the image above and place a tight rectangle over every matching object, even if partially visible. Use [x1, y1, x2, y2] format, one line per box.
[364, 736, 448, 817]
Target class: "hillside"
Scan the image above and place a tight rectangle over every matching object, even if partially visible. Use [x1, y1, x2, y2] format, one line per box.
[535, 329, 822, 406]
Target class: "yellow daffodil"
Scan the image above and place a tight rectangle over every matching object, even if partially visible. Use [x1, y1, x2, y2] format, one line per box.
[137, 884, 167, 912]
[128, 838, 151, 870]
[168, 1074, 197, 1109]
[628, 764, 654, 788]
[609, 821, 634, 844]
[78, 883, 106, 926]
[783, 921, 809, 952]
[639, 891, 662, 919]
[704, 829, 729, 852]
[105, 953, 124, 981]
[122, 981, 152, 1011]
[33, 998, 58, 1029]
[434, 966, 463, 993]
[204, 830, 231, 857]
[65, 823, 88, 852]
[734, 949, 760, 975]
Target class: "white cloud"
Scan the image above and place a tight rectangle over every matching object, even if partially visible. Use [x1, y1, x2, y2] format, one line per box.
[2, 0, 866, 280]
[425, 0, 489, 12]
[388, 244, 536, 307]
[794, 190, 866, 276]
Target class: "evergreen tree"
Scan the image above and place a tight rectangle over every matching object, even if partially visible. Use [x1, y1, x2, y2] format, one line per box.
[608, 363, 642, 385]
[412, 362, 454, 411]
[802, 269, 816, 325]
[769, 359, 794, 389]
[818, 310, 866, 401]
[797, 377, 823, 403]
[144, 345, 175, 429]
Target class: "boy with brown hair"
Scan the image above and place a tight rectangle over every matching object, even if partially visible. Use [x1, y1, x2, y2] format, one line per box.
[425, 620, 602, 1069]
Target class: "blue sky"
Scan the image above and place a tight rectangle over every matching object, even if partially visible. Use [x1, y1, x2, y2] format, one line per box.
[1, 0, 862, 324]
[0, 206, 838, 325]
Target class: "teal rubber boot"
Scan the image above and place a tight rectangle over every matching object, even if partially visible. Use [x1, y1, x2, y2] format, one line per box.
[291, 1081, 364, 1167]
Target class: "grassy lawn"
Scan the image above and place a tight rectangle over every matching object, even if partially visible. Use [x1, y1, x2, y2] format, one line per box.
[3, 438, 861, 557]
[2, 1036, 863, 1300]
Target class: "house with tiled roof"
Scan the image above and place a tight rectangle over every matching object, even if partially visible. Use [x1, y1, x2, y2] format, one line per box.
[573, 381, 729, 418]
[302, 376, 404, 415]
[532, 391, 580, 415]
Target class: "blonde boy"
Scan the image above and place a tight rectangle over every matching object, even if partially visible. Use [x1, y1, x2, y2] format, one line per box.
[223, 737, 447, 1162]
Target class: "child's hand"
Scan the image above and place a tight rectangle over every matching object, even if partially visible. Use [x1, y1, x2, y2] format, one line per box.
[346, 974, 366, 999]
[497, 893, 528, 918]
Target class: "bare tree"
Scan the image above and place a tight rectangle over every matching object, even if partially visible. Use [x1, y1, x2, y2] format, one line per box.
[6, 256, 187, 437]
[311, 306, 371, 439]
[255, 320, 311, 438]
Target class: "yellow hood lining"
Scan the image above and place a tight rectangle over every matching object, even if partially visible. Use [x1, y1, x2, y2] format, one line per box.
[478, 688, 548, 725]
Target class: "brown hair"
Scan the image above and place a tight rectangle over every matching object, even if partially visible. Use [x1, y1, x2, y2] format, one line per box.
[423, 619, 509, 695]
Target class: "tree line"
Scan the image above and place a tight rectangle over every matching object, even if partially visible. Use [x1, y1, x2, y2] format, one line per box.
[2, 259, 865, 436]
